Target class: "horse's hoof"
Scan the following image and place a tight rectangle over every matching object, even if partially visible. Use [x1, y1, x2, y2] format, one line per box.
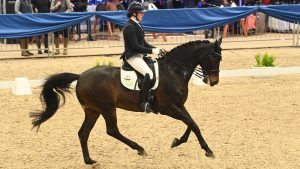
[205, 152, 215, 158]
[91, 163, 100, 169]
[171, 138, 179, 148]
[85, 159, 97, 165]
[138, 150, 147, 156]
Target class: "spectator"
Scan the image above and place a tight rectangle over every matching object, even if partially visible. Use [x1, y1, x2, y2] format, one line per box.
[106, 0, 120, 37]
[198, 0, 215, 38]
[93, 2, 106, 34]
[73, 0, 94, 41]
[173, 0, 183, 8]
[183, 0, 197, 8]
[183, 0, 197, 35]
[220, 0, 240, 38]
[144, 0, 167, 42]
[31, 0, 51, 54]
[241, 0, 256, 36]
[93, 0, 124, 37]
[50, 0, 72, 55]
[15, 0, 34, 57]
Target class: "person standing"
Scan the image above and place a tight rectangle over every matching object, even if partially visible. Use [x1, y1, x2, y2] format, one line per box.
[106, 0, 120, 37]
[220, 0, 237, 38]
[183, 0, 197, 8]
[73, 0, 94, 41]
[15, 0, 34, 56]
[50, 0, 72, 55]
[122, 1, 166, 113]
[173, 0, 183, 8]
[144, 0, 167, 42]
[31, 0, 51, 54]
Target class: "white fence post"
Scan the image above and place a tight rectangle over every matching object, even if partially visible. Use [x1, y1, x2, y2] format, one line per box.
[12, 77, 32, 95]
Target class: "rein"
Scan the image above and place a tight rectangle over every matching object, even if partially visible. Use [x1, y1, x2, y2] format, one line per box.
[166, 51, 220, 79]
[169, 59, 195, 74]
[162, 41, 221, 79]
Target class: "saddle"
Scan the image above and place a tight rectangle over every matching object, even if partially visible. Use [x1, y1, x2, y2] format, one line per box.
[120, 56, 159, 90]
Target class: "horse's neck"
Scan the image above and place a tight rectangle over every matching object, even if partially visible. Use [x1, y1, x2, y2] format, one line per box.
[159, 56, 197, 84]
[160, 42, 211, 83]
[170, 51, 198, 74]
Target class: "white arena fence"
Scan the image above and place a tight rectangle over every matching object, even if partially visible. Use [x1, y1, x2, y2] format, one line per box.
[0, 12, 299, 58]
[2, 67, 300, 95]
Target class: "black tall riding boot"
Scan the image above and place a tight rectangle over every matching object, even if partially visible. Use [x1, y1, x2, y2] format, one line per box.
[140, 74, 153, 113]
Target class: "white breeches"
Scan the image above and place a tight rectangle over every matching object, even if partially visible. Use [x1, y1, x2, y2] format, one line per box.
[127, 54, 153, 80]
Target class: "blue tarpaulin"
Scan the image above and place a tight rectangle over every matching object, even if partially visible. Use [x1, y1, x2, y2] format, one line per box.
[0, 5, 299, 39]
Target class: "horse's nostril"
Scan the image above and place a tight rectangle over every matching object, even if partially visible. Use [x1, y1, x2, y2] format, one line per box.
[210, 80, 219, 86]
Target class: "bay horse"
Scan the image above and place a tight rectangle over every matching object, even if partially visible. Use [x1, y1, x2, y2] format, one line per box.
[30, 38, 222, 164]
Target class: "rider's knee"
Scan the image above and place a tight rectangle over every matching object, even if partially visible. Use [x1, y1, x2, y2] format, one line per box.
[145, 72, 153, 80]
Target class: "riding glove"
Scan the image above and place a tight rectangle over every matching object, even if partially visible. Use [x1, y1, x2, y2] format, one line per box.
[152, 48, 167, 55]
[152, 48, 160, 55]
[159, 48, 167, 55]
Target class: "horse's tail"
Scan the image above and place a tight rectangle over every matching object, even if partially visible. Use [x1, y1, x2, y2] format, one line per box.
[30, 73, 79, 131]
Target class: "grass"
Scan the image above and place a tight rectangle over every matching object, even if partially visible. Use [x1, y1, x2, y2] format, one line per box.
[95, 58, 114, 67]
[254, 52, 276, 67]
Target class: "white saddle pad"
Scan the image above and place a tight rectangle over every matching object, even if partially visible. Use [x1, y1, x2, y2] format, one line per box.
[120, 59, 159, 90]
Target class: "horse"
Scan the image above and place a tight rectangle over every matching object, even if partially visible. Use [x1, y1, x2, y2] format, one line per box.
[30, 38, 222, 165]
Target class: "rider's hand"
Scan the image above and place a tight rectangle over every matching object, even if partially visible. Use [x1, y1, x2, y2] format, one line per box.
[152, 48, 167, 55]
[159, 48, 167, 55]
[152, 48, 160, 55]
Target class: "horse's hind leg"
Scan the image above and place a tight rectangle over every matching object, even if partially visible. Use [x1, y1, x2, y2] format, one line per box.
[78, 108, 100, 165]
[102, 107, 147, 156]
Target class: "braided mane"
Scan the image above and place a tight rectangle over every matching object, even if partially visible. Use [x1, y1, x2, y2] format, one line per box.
[158, 40, 212, 61]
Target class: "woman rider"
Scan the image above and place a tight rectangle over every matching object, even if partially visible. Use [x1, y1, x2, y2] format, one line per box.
[122, 1, 166, 113]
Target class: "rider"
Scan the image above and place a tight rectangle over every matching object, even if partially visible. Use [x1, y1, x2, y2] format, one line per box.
[122, 1, 166, 113]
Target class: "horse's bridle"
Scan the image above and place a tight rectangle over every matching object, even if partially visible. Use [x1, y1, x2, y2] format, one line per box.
[194, 51, 221, 78]
[167, 49, 221, 79]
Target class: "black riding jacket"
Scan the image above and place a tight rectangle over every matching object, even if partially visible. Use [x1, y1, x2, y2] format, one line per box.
[31, 0, 51, 13]
[122, 19, 154, 59]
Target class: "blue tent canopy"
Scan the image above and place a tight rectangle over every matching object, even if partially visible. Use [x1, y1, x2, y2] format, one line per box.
[0, 5, 299, 39]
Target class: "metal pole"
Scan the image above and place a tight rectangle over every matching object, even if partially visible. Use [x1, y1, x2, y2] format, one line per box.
[0, 0, 2, 14]
[3, 0, 7, 44]
[297, 22, 299, 47]
[3, 0, 5, 14]
[0, 0, 1, 44]
[293, 21, 295, 47]
[51, 32, 54, 57]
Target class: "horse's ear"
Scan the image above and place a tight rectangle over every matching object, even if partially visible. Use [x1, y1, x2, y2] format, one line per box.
[218, 37, 222, 46]
[214, 37, 222, 49]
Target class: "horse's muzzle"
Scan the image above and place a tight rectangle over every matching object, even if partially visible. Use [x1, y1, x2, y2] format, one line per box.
[209, 79, 219, 86]
[203, 75, 219, 86]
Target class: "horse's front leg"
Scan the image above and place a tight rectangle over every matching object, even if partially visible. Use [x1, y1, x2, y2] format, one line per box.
[171, 127, 191, 148]
[166, 105, 214, 158]
[171, 106, 192, 148]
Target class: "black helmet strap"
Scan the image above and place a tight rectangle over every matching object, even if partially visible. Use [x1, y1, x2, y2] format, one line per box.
[132, 12, 141, 21]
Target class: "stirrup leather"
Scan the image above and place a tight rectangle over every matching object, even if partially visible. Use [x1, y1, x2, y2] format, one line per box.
[141, 102, 152, 113]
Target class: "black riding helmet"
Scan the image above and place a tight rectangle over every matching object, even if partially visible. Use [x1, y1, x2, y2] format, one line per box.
[127, 1, 145, 18]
